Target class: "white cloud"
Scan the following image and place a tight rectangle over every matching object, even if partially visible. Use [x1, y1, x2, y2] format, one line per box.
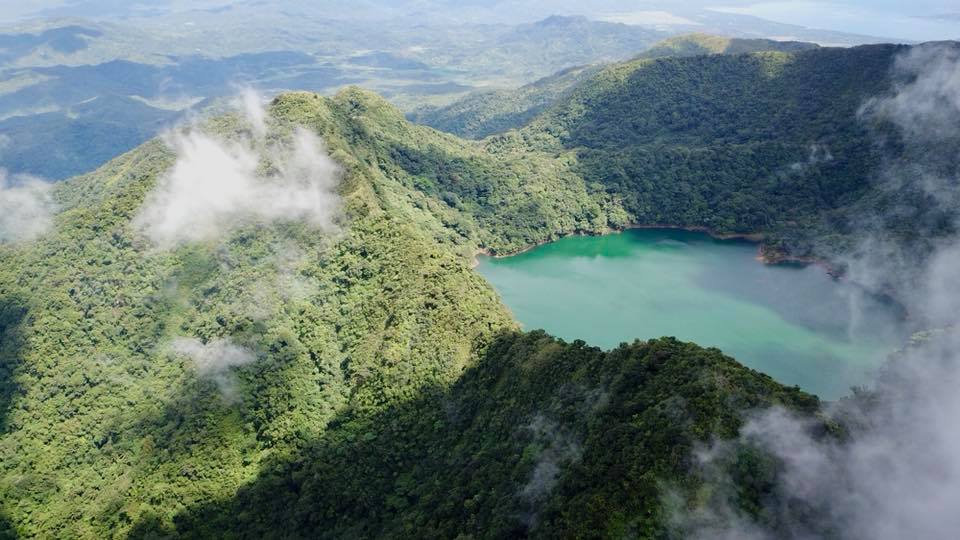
[861, 44, 960, 143]
[681, 330, 960, 540]
[133, 99, 342, 248]
[674, 42, 960, 540]
[236, 87, 268, 139]
[788, 143, 833, 172]
[171, 337, 256, 401]
[0, 170, 55, 244]
[515, 413, 584, 530]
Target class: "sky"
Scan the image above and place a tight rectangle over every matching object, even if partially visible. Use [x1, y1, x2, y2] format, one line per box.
[708, 1, 959, 41]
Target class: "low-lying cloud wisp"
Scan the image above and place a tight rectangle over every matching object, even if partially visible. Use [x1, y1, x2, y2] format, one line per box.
[237, 87, 268, 139]
[0, 170, 55, 243]
[133, 92, 341, 248]
[171, 337, 256, 402]
[517, 413, 583, 530]
[860, 43, 960, 143]
[678, 330, 960, 540]
[144, 91, 341, 403]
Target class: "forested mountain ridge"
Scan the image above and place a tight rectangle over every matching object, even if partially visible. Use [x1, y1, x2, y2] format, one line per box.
[408, 64, 604, 140]
[635, 33, 819, 59]
[412, 41, 960, 270]
[0, 91, 509, 537]
[410, 33, 820, 139]
[508, 41, 960, 266]
[160, 332, 818, 539]
[0, 88, 822, 538]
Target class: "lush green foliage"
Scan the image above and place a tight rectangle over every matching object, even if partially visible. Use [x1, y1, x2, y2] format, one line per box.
[412, 33, 819, 140]
[636, 33, 819, 59]
[0, 94, 515, 537]
[153, 333, 816, 539]
[411, 41, 957, 267]
[408, 64, 603, 139]
[508, 43, 956, 261]
[0, 87, 824, 538]
[10, 38, 956, 536]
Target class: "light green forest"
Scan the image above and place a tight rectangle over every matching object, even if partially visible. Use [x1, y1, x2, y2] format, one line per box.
[1, 41, 956, 538]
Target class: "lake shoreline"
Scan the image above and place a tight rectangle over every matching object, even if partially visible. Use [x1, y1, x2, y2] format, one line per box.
[475, 224, 903, 399]
[472, 224, 839, 277]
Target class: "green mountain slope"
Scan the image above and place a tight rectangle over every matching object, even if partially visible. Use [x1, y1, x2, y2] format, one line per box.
[512, 42, 957, 261]
[408, 64, 603, 140]
[411, 33, 820, 139]
[0, 92, 508, 537]
[636, 33, 819, 59]
[415, 41, 956, 267]
[0, 89, 820, 538]
[159, 332, 816, 539]
[5, 39, 957, 536]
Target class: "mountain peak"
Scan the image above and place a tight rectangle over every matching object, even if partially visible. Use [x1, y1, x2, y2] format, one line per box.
[535, 14, 589, 27]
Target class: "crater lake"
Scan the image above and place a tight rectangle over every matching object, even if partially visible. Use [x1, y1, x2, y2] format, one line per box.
[477, 229, 907, 399]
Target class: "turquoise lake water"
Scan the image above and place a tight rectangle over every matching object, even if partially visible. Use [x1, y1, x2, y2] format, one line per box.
[477, 229, 906, 399]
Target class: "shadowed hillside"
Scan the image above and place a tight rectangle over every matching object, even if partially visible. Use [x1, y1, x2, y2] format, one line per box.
[130, 332, 817, 539]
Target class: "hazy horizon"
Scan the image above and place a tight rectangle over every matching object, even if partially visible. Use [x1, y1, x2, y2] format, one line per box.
[2, 1, 957, 43]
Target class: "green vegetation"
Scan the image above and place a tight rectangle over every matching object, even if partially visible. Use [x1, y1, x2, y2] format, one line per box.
[0, 92, 515, 537]
[412, 33, 819, 140]
[636, 33, 819, 59]
[158, 332, 817, 539]
[409, 64, 603, 140]
[512, 43, 960, 263]
[0, 87, 822, 538]
[3, 40, 956, 537]
[415, 41, 959, 267]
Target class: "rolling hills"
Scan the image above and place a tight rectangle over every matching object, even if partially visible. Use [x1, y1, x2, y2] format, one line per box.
[0, 15, 668, 181]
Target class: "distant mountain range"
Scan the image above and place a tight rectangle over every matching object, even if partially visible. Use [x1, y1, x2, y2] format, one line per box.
[0, 5, 903, 180]
[0, 15, 670, 180]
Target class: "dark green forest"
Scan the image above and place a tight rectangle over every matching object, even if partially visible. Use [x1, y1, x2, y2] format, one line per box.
[1, 41, 956, 538]
[155, 333, 817, 539]
[410, 41, 960, 275]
